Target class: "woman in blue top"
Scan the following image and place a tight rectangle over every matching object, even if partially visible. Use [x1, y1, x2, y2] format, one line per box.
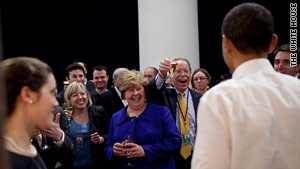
[104, 70, 181, 169]
[64, 82, 110, 169]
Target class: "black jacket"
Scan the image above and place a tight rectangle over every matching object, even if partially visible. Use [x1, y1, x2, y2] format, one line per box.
[88, 105, 111, 168]
[95, 88, 125, 121]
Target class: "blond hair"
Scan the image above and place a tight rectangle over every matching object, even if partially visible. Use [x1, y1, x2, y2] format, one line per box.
[119, 70, 148, 98]
[64, 82, 93, 108]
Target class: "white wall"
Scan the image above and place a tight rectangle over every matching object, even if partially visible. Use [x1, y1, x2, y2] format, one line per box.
[138, 0, 200, 73]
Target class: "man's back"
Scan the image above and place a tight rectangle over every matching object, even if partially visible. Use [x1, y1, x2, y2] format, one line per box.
[193, 59, 300, 169]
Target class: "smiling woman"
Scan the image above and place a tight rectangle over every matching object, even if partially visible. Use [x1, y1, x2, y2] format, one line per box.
[104, 70, 182, 169]
[63, 82, 110, 169]
[1, 57, 57, 169]
[119, 70, 149, 115]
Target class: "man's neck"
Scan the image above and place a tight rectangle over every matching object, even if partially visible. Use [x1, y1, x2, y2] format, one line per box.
[198, 88, 207, 95]
[96, 87, 108, 95]
[231, 52, 267, 74]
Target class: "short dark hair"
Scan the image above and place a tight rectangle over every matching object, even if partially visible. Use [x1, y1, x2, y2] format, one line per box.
[65, 63, 85, 78]
[73, 61, 87, 70]
[274, 44, 300, 64]
[222, 3, 274, 54]
[147, 67, 159, 76]
[1, 57, 53, 117]
[92, 65, 108, 75]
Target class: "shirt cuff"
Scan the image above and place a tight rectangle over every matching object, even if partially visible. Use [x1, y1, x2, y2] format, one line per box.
[53, 131, 65, 147]
[155, 74, 166, 89]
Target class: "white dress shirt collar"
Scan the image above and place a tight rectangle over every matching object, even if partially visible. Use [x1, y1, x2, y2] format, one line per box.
[232, 58, 275, 79]
[114, 86, 128, 106]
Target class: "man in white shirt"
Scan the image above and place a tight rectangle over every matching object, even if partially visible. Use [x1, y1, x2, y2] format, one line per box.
[192, 3, 300, 169]
[273, 44, 300, 77]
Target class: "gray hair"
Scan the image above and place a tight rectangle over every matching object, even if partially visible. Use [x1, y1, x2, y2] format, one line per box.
[112, 68, 129, 80]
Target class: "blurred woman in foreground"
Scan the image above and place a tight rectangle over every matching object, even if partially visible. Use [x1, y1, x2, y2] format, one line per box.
[2, 57, 58, 169]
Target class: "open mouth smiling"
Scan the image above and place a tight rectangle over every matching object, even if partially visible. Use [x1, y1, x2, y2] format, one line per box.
[178, 77, 187, 83]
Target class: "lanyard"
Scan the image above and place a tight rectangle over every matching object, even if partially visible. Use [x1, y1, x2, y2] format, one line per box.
[177, 91, 189, 125]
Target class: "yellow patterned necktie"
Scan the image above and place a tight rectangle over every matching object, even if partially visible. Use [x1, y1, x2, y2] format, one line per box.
[179, 92, 191, 159]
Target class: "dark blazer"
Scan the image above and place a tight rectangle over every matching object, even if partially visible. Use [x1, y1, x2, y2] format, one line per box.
[32, 106, 76, 169]
[147, 78, 202, 120]
[95, 87, 125, 121]
[56, 91, 65, 107]
[90, 90, 100, 105]
[147, 78, 202, 169]
[85, 80, 95, 93]
[87, 105, 111, 168]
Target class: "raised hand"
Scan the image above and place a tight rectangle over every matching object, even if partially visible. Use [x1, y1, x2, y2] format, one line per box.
[159, 58, 172, 78]
[39, 113, 64, 142]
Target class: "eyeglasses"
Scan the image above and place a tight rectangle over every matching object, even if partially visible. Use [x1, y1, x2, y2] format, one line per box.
[193, 77, 207, 81]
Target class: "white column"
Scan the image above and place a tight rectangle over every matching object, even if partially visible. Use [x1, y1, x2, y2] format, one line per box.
[138, 0, 200, 73]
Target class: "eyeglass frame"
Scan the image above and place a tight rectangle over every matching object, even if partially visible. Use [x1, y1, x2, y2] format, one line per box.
[193, 77, 208, 81]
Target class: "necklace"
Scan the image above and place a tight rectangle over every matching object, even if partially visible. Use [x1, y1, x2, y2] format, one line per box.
[4, 135, 37, 157]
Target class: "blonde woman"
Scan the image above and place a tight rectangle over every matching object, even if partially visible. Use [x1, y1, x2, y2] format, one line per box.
[64, 82, 109, 169]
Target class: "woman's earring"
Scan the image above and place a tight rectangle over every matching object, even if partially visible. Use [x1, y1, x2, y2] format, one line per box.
[28, 100, 33, 104]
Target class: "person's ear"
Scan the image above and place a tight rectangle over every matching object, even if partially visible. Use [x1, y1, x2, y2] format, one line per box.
[222, 35, 233, 54]
[20, 86, 34, 104]
[267, 34, 278, 54]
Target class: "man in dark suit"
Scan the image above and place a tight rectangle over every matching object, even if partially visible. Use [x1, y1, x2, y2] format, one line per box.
[96, 67, 129, 121]
[147, 58, 202, 169]
[32, 106, 76, 169]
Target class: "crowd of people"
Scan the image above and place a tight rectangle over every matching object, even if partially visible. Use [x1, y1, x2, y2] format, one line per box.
[1, 2, 300, 169]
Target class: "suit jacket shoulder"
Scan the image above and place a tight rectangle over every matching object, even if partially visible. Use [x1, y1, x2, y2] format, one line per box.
[56, 91, 65, 106]
[96, 88, 125, 119]
[147, 77, 202, 119]
[189, 88, 202, 116]
[85, 80, 95, 93]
